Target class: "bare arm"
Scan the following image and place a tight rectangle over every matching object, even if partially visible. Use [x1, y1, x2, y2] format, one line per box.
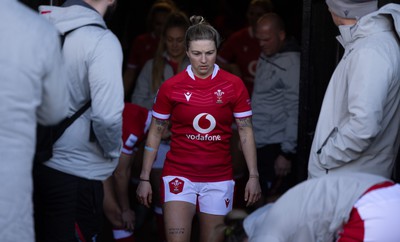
[136, 117, 169, 207]
[113, 152, 135, 230]
[235, 117, 261, 206]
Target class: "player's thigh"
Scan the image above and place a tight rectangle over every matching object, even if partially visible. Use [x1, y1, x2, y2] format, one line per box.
[163, 201, 196, 242]
[198, 212, 225, 242]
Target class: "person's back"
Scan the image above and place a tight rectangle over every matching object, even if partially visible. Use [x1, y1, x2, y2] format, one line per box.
[39, 1, 124, 179]
[0, 1, 68, 241]
[34, 0, 124, 241]
[308, 2, 400, 179]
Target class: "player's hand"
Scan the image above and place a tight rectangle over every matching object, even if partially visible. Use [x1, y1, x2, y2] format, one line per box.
[121, 209, 135, 231]
[275, 155, 291, 177]
[244, 178, 262, 207]
[136, 180, 152, 208]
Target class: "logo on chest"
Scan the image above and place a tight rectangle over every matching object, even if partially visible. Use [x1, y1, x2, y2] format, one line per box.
[186, 113, 221, 141]
[214, 89, 224, 104]
[184, 92, 192, 102]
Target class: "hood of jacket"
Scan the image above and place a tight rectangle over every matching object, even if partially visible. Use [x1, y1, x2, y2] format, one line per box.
[337, 3, 400, 47]
[39, 2, 107, 35]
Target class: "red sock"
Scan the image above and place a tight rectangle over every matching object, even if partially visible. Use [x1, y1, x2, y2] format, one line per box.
[112, 229, 134, 242]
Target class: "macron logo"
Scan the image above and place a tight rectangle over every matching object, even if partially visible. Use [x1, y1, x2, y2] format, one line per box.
[184, 92, 192, 102]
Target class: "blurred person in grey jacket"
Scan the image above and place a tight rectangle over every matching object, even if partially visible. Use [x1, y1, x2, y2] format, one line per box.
[252, 13, 300, 200]
[308, 1, 400, 179]
[0, 1, 69, 241]
[33, 0, 124, 241]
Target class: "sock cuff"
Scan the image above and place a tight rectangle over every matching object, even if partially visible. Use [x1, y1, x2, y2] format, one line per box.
[113, 229, 133, 239]
[154, 205, 163, 215]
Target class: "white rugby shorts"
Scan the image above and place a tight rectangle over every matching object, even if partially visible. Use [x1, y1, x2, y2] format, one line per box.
[161, 176, 235, 215]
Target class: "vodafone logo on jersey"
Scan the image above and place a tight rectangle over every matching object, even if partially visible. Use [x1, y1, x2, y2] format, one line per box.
[186, 113, 222, 141]
[193, 113, 216, 134]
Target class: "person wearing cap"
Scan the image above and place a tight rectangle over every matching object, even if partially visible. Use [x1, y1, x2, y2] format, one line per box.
[242, 172, 400, 242]
[308, 1, 400, 179]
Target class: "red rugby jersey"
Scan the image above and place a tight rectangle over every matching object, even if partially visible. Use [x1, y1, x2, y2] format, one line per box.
[121, 103, 152, 155]
[152, 65, 252, 182]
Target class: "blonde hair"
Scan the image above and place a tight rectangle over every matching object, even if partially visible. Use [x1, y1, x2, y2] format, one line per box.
[185, 15, 222, 50]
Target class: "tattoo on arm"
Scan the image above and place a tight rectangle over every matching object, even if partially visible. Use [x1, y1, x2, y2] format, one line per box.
[236, 117, 253, 145]
[155, 119, 169, 134]
[236, 117, 252, 128]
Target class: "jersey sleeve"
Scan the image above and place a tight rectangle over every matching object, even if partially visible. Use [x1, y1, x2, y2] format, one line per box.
[121, 103, 151, 154]
[152, 82, 172, 120]
[233, 77, 252, 118]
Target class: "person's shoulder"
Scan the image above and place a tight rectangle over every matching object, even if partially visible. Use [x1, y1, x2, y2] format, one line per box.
[156, 70, 189, 93]
[88, 25, 117, 40]
[5, 3, 60, 53]
[165, 70, 188, 84]
[85, 27, 121, 51]
[281, 51, 301, 62]
[142, 58, 155, 70]
[272, 50, 300, 68]
[13, 3, 59, 37]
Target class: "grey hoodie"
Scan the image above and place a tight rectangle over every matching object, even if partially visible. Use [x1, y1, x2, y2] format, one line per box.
[251, 39, 300, 154]
[39, 1, 124, 180]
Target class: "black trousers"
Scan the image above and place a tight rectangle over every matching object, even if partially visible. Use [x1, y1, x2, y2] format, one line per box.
[256, 144, 297, 198]
[33, 164, 104, 242]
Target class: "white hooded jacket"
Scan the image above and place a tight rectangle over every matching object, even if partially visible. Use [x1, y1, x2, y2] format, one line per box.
[308, 4, 400, 179]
